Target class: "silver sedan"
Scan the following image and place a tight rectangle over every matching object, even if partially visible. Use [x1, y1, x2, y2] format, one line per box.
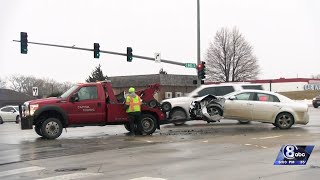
[223, 90, 309, 129]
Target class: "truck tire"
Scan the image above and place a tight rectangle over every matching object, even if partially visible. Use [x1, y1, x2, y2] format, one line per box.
[41, 118, 63, 139]
[35, 123, 43, 137]
[148, 100, 158, 108]
[124, 123, 132, 132]
[140, 114, 157, 135]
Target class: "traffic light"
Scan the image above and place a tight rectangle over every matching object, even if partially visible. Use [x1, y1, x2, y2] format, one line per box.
[127, 47, 133, 62]
[94, 43, 100, 58]
[20, 32, 28, 54]
[197, 61, 206, 80]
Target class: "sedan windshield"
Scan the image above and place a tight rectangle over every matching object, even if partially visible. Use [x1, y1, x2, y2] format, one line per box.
[60, 85, 79, 98]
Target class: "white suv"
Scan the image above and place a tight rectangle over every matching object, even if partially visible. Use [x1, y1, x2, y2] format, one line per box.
[162, 83, 263, 125]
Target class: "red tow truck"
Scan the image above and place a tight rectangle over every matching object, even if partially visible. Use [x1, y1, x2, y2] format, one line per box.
[19, 81, 171, 139]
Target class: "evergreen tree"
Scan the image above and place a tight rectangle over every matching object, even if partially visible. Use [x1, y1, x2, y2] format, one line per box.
[86, 64, 108, 82]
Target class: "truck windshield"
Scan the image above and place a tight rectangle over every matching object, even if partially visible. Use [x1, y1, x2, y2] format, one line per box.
[60, 85, 79, 98]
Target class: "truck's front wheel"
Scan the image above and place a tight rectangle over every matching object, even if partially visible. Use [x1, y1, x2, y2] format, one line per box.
[35, 123, 43, 137]
[140, 114, 157, 135]
[124, 123, 132, 132]
[41, 118, 63, 139]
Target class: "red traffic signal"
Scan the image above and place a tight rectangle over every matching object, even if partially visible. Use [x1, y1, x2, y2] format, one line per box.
[197, 61, 206, 80]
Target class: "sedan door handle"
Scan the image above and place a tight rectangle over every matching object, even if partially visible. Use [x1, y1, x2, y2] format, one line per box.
[247, 103, 253, 105]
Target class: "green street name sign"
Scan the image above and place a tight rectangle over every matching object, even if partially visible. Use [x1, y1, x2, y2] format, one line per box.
[185, 63, 197, 68]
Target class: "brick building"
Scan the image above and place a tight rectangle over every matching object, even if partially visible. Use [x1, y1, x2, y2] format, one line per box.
[109, 74, 197, 101]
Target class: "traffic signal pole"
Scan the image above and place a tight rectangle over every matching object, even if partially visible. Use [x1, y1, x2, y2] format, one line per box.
[197, 0, 201, 87]
[12, 40, 186, 67]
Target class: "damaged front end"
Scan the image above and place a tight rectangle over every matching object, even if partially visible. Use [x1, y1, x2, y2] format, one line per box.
[189, 95, 225, 122]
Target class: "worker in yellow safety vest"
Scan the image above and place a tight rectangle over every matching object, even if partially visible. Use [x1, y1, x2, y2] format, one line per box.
[124, 87, 142, 136]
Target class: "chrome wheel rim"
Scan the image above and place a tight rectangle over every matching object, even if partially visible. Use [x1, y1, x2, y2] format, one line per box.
[45, 121, 60, 136]
[278, 114, 292, 127]
[141, 117, 154, 132]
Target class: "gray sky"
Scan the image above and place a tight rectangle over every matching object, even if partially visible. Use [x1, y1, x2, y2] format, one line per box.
[0, 0, 319, 83]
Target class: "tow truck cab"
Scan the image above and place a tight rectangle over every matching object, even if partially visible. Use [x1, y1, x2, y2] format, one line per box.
[20, 81, 166, 139]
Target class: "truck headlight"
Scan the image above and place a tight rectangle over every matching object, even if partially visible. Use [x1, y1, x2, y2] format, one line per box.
[30, 104, 39, 116]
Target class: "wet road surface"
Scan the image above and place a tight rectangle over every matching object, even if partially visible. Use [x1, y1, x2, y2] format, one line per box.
[0, 108, 319, 179]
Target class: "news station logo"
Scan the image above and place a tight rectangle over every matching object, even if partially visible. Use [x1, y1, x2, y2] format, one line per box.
[274, 145, 315, 165]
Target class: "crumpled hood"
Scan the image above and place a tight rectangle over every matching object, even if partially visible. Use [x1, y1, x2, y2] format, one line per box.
[162, 96, 194, 103]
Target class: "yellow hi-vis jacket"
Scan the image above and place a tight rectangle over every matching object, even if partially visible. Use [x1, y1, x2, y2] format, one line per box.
[125, 95, 142, 113]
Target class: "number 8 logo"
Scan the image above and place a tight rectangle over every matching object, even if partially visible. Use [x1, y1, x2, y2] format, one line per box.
[283, 145, 297, 159]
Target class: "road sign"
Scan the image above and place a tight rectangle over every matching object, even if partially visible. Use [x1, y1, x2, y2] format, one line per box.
[32, 87, 38, 96]
[155, 53, 161, 63]
[185, 63, 196, 68]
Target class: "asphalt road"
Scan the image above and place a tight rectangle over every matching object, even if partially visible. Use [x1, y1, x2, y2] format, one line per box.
[0, 108, 319, 180]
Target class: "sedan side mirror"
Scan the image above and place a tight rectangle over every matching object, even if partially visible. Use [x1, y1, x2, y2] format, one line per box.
[11, 109, 16, 113]
[229, 96, 236, 100]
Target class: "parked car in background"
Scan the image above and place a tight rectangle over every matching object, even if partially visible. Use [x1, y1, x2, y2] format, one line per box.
[0, 105, 20, 124]
[162, 83, 263, 125]
[312, 95, 320, 108]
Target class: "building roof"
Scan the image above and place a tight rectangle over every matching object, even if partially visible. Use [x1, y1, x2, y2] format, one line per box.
[109, 74, 197, 88]
[205, 78, 320, 84]
[248, 78, 320, 84]
[0, 89, 35, 101]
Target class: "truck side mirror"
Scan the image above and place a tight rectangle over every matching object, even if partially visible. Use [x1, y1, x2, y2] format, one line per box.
[70, 94, 79, 102]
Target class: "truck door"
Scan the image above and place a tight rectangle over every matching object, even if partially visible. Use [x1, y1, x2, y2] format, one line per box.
[106, 104, 128, 123]
[68, 85, 104, 124]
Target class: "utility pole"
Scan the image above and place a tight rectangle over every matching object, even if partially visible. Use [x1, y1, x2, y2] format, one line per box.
[197, 0, 201, 87]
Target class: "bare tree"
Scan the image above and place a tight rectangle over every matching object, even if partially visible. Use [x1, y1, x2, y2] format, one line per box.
[205, 27, 260, 82]
[0, 78, 6, 88]
[7, 75, 74, 97]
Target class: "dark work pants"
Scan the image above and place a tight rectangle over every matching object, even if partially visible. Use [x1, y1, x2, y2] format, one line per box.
[128, 112, 142, 134]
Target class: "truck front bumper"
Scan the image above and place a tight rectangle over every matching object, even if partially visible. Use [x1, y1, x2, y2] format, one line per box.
[21, 116, 34, 130]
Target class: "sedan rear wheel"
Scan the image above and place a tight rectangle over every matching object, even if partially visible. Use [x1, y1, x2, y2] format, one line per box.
[275, 112, 294, 129]
[0, 116, 3, 124]
[238, 120, 250, 124]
